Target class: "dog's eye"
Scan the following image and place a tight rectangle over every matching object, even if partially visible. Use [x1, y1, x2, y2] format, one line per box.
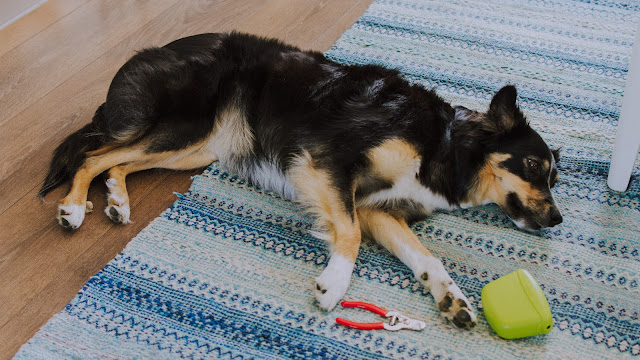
[527, 159, 539, 172]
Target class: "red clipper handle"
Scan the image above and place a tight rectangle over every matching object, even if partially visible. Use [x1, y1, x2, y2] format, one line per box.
[336, 318, 385, 330]
[340, 301, 388, 316]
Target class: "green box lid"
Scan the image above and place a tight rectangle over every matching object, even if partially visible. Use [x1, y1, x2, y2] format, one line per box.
[481, 269, 553, 339]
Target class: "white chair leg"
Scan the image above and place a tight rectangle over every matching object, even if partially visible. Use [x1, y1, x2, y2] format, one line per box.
[608, 21, 640, 192]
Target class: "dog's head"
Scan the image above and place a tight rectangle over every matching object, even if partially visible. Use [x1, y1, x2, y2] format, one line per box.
[455, 85, 562, 230]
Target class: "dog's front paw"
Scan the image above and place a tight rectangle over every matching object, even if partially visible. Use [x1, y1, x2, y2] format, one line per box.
[417, 260, 477, 329]
[438, 291, 477, 328]
[314, 254, 355, 311]
[57, 201, 92, 230]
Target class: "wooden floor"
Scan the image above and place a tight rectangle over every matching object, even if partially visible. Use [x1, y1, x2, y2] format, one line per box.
[0, 0, 373, 357]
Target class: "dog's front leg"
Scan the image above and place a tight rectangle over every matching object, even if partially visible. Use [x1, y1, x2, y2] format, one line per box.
[288, 152, 361, 311]
[312, 218, 361, 311]
[358, 208, 477, 328]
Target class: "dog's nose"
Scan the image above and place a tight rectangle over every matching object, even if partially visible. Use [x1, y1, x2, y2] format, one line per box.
[549, 208, 563, 227]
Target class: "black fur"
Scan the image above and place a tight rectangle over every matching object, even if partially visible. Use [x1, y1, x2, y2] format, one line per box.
[42, 32, 561, 230]
[39, 106, 107, 197]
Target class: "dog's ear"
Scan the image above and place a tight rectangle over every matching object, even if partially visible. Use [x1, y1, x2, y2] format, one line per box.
[487, 85, 524, 133]
[551, 148, 561, 162]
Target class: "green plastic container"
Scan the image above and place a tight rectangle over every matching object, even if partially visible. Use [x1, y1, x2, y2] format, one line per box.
[481, 269, 553, 339]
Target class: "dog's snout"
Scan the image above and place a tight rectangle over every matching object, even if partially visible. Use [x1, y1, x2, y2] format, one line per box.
[548, 207, 563, 227]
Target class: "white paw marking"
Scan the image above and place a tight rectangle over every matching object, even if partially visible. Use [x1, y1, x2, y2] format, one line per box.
[314, 254, 354, 311]
[105, 203, 131, 224]
[438, 291, 478, 328]
[57, 203, 86, 229]
[415, 257, 477, 328]
[108, 192, 127, 206]
[105, 178, 117, 189]
[105, 187, 130, 224]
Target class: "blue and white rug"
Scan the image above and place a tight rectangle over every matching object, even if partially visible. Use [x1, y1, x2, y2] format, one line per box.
[16, 0, 640, 358]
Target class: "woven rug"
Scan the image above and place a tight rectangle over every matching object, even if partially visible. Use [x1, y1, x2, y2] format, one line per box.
[16, 0, 640, 359]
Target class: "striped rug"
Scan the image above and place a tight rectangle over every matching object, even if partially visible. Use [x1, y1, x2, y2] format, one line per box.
[15, 0, 640, 359]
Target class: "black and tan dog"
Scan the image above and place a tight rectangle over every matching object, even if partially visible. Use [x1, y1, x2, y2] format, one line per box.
[40, 32, 563, 328]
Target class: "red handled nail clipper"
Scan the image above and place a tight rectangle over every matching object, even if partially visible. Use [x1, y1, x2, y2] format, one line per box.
[335, 301, 426, 331]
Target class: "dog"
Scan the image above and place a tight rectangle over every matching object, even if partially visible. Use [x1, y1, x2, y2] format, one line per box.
[40, 32, 563, 328]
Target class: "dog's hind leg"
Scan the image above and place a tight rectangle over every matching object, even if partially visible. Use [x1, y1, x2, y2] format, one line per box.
[288, 152, 361, 311]
[358, 208, 477, 328]
[57, 145, 149, 229]
[103, 145, 219, 224]
[103, 164, 139, 224]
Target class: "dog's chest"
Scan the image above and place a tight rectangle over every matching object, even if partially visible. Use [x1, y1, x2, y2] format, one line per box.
[356, 173, 455, 216]
[357, 139, 456, 217]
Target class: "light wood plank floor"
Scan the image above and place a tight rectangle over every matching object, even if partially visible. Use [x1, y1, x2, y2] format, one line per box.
[0, 0, 373, 357]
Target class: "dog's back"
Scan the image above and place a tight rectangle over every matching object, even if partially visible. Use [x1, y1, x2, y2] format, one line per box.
[41, 32, 450, 200]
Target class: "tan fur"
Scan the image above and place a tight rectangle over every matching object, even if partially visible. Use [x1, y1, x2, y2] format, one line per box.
[358, 208, 432, 258]
[541, 159, 550, 173]
[287, 151, 360, 261]
[466, 111, 486, 123]
[106, 166, 129, 206]
[462, 153, 509, 206]
[59, 104, 256, 225]
[366, 138, 420, 182]
[358, 138, 454, 213]
[465, 153, 548, 213]
[86, 143, 120, 157]
[62, 138, 219, 209]
[60, 145, 147, 207]
[495, 159, 548, 213]
[357, 207, 476, 326]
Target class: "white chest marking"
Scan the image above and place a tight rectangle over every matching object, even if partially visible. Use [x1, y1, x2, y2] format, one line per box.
[204, 99, 254, 163]
[359, 173, 455, 213]
[245, 160, 297, 200]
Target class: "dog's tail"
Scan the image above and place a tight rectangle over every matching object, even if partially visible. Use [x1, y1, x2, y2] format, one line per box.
[39, 105, 108, 198]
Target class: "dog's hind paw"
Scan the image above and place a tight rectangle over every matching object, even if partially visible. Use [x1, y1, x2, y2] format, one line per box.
[105, 183, 131, 224]
[105, 193, 130, 224]
[105, 203, 131, 224]
[104, 178, 131, 224]
[314, 254, 355, 311]
[57, 203, 87, 230]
